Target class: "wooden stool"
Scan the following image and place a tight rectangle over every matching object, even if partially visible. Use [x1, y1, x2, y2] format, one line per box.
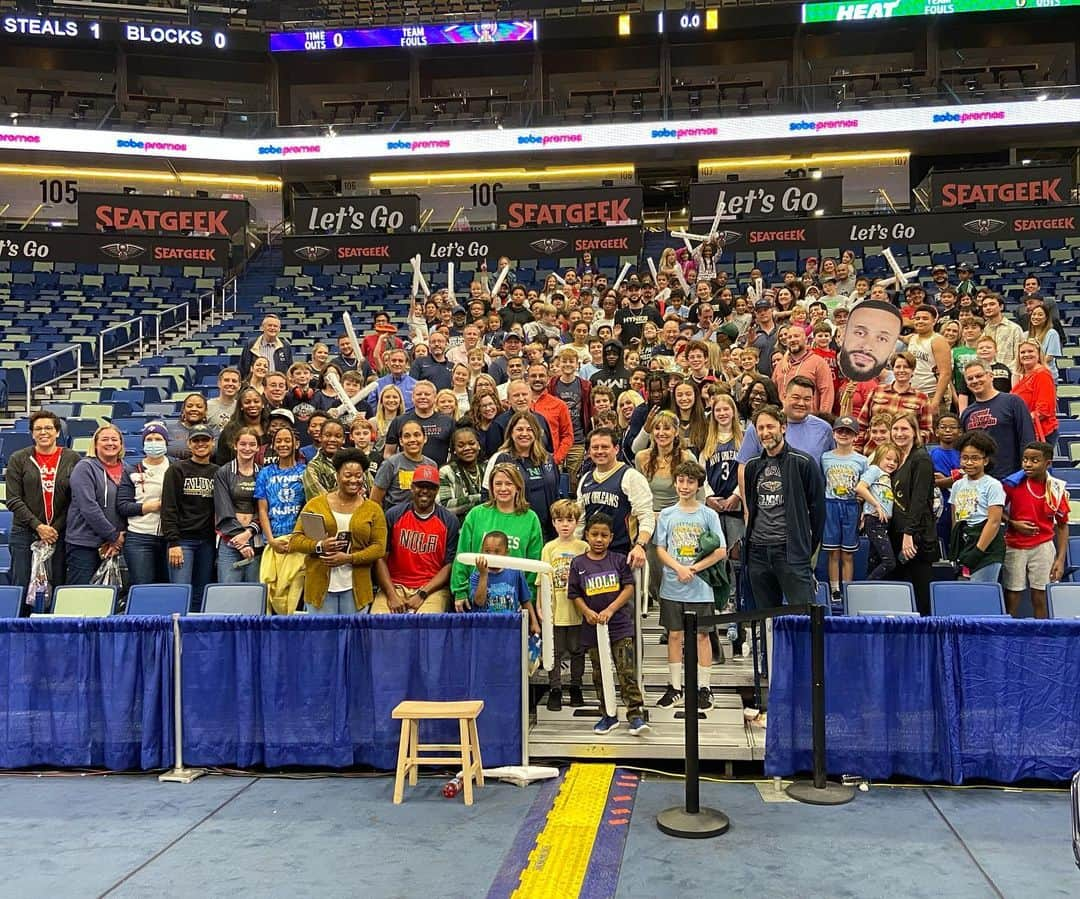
[392, 700, 485, 805]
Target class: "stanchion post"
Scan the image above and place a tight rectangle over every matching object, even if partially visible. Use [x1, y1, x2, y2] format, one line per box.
[657, 611, 729, 839]
[785, 605, 854, 806]
[159, 613, 206, 785]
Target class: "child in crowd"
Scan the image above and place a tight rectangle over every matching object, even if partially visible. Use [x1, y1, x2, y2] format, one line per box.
[470, 531, 540, 631]
[541, 499, 589, 711]
[821, 417, 868, 601]
[654, 461, 727, 711]
[952, 317, 982, 412]
[856, 443, 900, 580]
[568, 513, 647, 736]
[929, 412, 962, 548]
[973, 336, 1014, 394]
[862, 412, 894, 456]
[948, 431, 1006, 583]
[1002, 442, 1069, 618]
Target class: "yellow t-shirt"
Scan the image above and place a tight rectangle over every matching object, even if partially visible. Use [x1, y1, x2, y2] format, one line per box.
[541, 538, 589, 627]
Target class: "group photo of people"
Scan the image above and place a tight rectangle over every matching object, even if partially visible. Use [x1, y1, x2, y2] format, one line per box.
[5, 244, 1070, 733]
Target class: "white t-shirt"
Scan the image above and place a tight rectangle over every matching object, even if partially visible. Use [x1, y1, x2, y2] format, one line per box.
[327, 509, 354, 593]
[126, 460, 169, 536]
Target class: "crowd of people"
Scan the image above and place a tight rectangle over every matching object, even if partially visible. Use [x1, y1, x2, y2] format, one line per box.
[3, 246, 1071, 733]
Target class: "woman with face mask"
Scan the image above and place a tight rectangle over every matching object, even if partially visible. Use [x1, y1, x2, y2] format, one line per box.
[117, 421, 172, 586]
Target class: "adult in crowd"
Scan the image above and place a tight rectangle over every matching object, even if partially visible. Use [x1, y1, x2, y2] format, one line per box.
[65, 425, 128, 585]
[373, 464, 459, 614]
[161, 424, 218, 605]
[528, 362, 573, 466]
[383, 380, 455, 465]
[855, 352, 933, 449]
[311, 364, 345, 414]
[1012, 339, 1059, 445]
[240, 314, 292, 377]
[737, 377, 834, 463]
[494, 380, 554, 452]
[1025, 302, 1061, 381]
[635, 410, 699, 604]
[484, 411, 561, 540]
[438, 426, 485, 522]
[371, 420, 437, 509]
[742, 405, 825, 608]
[302, 418, 346, 500]
[291, 448, 387, 615]
[371, 384, 404, 455]
[410, 330, 453, 390]
[213, 428, 263, 584]
[960, 359, 1035, 479]
[360, 312, 402, 366]
[263, 372, 289, 411]
[330, 333, 363, 373]
[590, 340, 631, 394]
[254, 427, 307, 614]
[469, 390, 504, 459]
[246, 357, 269, 395]
[168, 393, 213, 461]
[888, 412, 939, 615]
[216, 387, 269, 465]
[980, 293, 1023, 375]
[749, 299, 781, 377]
[577, 427, 655, 568]
[5, 410, 79, 593]
[452, 462, 544, 610]
[367, 347, 417, 414]
[206, 367, 242, 431]
[117, 422, 171, 587]
[772, 323, 834, 414]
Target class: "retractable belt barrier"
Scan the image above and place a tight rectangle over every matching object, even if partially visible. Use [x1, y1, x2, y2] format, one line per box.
[657, 604, 854, 840]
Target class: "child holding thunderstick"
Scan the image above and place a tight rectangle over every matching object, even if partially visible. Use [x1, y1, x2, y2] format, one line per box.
[567, 513, 649, 737]
[470, 531, 541, 634]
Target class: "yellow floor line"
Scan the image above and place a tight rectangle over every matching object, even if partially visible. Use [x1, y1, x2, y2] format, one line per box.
[511, 763, 615, 899]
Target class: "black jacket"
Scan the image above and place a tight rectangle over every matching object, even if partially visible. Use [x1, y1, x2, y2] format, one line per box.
[744, 441, 825, 563]
[4, 446, 81, 533]
[889, 447, 939, 558]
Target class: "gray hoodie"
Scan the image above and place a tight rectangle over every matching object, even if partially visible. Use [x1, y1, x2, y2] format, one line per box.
[65, 457, 128, 549]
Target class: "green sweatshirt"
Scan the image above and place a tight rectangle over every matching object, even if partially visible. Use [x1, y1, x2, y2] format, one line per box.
[451, 504, 544, 599]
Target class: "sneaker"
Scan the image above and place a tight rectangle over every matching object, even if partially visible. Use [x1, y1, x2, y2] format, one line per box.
[656, 685, 684, 709]
[546, 688, 562, 712]
[593, 715, 619, 735]
[628, 716, 651, 736]
[741, 640, 751, 658]
[698, 687, 714, 710]
[567, 686, 585, 707]
[659, 632, 668, 645]
[832, 590, 843, 605]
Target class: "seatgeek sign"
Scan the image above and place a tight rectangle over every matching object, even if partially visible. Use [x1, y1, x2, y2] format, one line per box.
[0, 98, 1076, 164]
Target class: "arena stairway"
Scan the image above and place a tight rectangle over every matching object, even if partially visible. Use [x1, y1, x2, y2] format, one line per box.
[527, 602, 766, 765]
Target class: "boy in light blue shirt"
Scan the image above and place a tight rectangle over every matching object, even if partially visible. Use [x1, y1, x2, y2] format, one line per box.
[653, 460, 727, 711]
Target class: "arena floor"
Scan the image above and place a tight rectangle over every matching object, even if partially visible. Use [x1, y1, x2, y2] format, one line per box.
[2, 768, 1074, 898]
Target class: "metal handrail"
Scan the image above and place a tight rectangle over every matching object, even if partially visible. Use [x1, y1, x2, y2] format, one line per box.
[23, 344, 81, 412]
[97, 317, 144, 381]
[144, 303, 191, 354]
[196, 289, 216, 329]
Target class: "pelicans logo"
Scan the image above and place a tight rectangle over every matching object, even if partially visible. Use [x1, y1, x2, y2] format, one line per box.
[100, 243, 147, 261]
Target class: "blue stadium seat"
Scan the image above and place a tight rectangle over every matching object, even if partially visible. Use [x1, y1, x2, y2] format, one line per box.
[929, 582, 1006, 616]
[0, 584, 22, 617]
[126, 584, 191, 616]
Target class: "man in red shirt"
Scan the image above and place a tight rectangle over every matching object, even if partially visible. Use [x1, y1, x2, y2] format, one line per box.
[372, 465, 459, 614]
[1002, 442, 1069, 619]
[527, 363, 573, 465]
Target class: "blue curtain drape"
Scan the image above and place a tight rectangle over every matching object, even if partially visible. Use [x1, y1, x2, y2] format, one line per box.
[0, 617, 173, 770]
[179, 613, 523, 770]
[766, 616, 1080, 784]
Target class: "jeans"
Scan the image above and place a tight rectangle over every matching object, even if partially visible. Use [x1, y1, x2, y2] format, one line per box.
[124, 532, 169, 586]
[169, 538, 216, 610]
[967, 562, 1002, 584]
[310, 589, 357, 615]
[217, 543, 263, 584]
[65, 544, 104, 586]
[746, 543, 815, 608]
[864, 518, 898, 580]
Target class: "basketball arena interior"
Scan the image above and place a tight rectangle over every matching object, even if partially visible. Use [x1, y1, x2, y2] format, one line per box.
[0, 0, 1078, 895]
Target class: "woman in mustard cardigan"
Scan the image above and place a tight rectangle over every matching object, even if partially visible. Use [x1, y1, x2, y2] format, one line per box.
[291, 448, 387, 614]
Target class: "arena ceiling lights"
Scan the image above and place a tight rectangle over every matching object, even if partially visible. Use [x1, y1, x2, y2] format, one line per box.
[0, 98, 1076, 165]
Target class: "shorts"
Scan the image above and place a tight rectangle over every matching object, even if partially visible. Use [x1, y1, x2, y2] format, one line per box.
[822, 498, 860, 552]
[660, 597, 714, 632]
[1002, 541, 1057, 591]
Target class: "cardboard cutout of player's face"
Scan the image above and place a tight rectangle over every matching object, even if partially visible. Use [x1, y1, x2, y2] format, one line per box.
[839, 302, 902, 382]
